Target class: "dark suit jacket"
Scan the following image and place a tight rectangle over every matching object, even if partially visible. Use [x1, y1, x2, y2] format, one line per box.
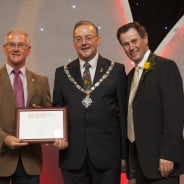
[53, 55, 127, 169]
[0, 65, 51, 177]
[127, 53, 184, 179]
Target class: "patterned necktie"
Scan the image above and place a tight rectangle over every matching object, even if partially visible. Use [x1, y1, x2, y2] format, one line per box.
[83, 62, 92, 90]
[127, 66, 140, 142]
[12, 69, 25, 107]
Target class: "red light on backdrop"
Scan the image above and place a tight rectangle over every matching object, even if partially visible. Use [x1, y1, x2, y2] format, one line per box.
[160, 24, 184, 58]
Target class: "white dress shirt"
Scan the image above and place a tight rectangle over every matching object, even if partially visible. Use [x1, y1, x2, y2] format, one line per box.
[136, 49, 151, 79]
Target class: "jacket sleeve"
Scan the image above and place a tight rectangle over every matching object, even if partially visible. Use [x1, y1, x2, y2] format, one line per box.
[158, 60, 184, 162]
[52, 67, 65, 107]
[116, 63, 128, 159]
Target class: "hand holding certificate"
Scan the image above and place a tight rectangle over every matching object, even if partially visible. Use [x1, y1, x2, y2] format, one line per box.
[16, 107, 68, 143]
[54, 138, 69, 149]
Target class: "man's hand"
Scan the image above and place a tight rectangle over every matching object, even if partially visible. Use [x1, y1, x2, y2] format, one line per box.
[32, 104, 40, 108]
[158, 158, 174, 177]
[121, 159, 126, 172]
[128, 179, 136, 184]
[53, 138, 68, 150]
[4, 135, 28, 149]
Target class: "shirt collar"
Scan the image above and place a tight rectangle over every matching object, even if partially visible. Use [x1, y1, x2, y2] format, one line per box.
[79, 53, 99, 69]
[6, 63, 26, 76]
[137, 50, 151, 69]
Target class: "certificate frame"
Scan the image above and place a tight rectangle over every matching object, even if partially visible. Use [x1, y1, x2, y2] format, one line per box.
[16, 107, 68, 143]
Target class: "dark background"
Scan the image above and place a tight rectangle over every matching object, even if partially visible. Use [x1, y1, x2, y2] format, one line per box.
[128, 0, 184, 51]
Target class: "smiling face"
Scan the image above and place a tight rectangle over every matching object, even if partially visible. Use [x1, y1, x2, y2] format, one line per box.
[3, 31, 31, 69]
[119, 28, 148, 64]
[73, 24, 101, 62]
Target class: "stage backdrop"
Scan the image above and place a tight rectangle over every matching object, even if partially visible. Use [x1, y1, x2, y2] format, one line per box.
[0, 1, 183, 184]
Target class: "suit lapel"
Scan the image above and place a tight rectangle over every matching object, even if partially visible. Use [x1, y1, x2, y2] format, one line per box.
[26, 69, 36, 107]
[0, 66, 17, 107]
[135, 69, 148, 96]
[93, 55, 110, 84]
[68, 59, 84, 87]
[127, 69, 134, 97]
[128, 68, 151, 101]
[128, 68, 147, 102]
[135, 53, 156, 98]
[130, 53, 156, 100]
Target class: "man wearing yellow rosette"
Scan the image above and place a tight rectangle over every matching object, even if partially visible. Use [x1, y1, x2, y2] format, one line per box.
[117, 22, 184, 184]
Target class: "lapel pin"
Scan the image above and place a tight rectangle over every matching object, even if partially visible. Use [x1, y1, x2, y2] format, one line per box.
[100, 68, 103, 73]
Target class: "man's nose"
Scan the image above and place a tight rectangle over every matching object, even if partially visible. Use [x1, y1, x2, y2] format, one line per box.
[13, 45, 19, 51]
[129, 43, 134, 50]
[81, 38, 87, 45]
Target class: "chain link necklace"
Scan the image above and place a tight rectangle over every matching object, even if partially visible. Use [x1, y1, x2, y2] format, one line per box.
[64, 61, 115, 108]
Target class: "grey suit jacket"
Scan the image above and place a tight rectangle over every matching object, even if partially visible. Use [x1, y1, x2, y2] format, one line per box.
[0, 65, 51, 177]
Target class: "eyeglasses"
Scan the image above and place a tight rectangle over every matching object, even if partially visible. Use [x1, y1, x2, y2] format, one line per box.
[73, 35, 98, 43]
[5, 42, 29, 49]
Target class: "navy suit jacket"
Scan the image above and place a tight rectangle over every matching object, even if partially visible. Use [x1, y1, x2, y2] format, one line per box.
[53, 55, 127, 169]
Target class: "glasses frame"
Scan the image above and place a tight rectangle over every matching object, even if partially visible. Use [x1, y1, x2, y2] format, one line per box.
[73, 35, 98, 44]
[5, 42, 30, 49]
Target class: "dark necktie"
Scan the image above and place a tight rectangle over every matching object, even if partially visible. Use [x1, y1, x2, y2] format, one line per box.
[12, 69, 25, 107]
[83, 63, 92, 90]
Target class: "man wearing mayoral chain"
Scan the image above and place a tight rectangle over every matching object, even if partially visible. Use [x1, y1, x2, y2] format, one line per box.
[53, 20, 127, 184]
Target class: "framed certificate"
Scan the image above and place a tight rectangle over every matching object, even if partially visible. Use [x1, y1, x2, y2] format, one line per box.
[16, 107, 68, 143]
